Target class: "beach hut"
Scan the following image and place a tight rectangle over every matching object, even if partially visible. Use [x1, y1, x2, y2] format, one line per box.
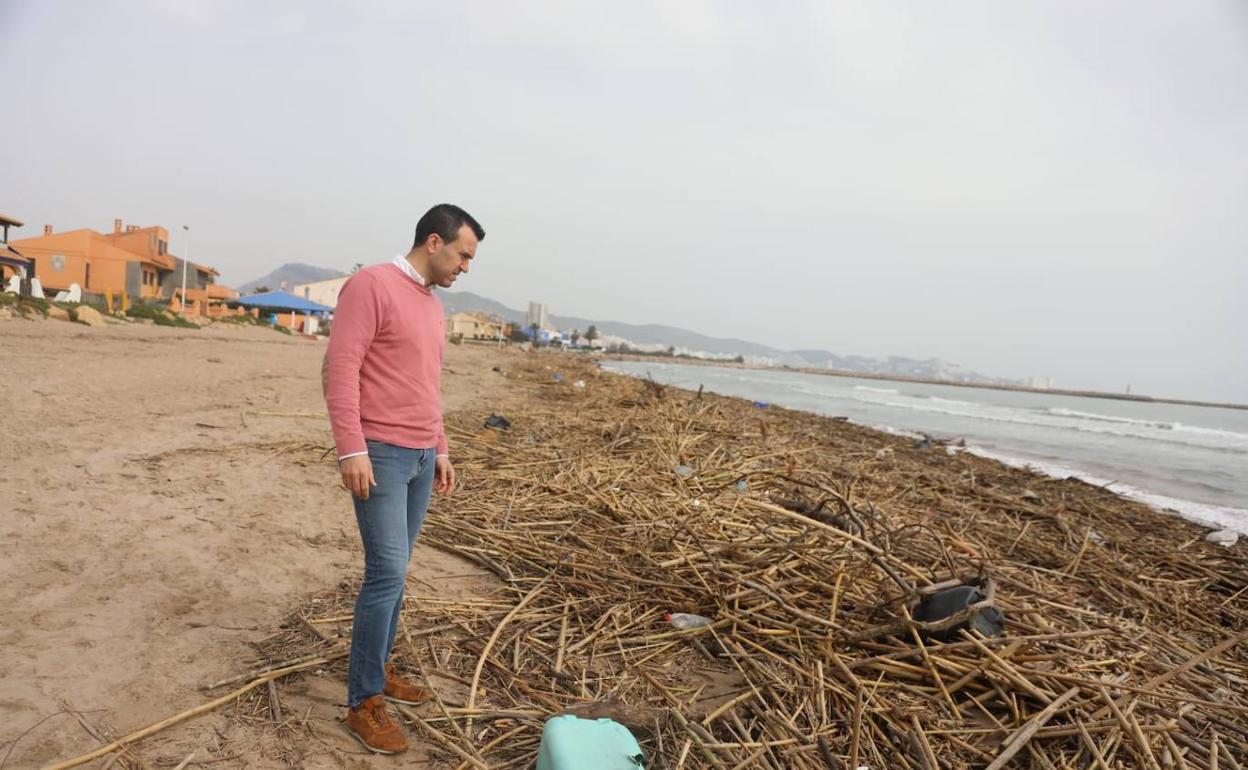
[230, 290, 333, 334]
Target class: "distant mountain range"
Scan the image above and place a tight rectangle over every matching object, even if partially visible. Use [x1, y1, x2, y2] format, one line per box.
[235, 263, 1015, 384]
[439, 290, 1015, 385]
[236, 263, 346, 295]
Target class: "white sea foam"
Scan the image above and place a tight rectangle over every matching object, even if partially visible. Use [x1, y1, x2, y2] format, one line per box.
[853, 385, 899, 395]
[1046, 407, 1174, 429]
[959, 446, 1248, 535]
[846, 395, 1248, 453]
[924, 396, 980, 407]
[1046, 408, 1248, 443]
[1170, 422, 1248, 441]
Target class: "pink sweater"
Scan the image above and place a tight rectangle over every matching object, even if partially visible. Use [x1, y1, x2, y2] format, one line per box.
[324, 264, 448, 458]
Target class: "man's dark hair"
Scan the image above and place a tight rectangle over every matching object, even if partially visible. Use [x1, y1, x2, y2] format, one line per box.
[414, 204, 485, 248]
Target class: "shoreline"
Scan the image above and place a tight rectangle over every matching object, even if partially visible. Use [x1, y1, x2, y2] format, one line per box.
[601, 358, 1248, 536]
[601, 352, 1248, 411]
[958, 444, 1247, 536]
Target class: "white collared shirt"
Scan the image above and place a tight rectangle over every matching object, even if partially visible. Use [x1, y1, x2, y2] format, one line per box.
[392, 254, 426, 286]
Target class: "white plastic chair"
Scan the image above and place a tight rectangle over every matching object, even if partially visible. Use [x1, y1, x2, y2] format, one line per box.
[53, 283, 82, 303]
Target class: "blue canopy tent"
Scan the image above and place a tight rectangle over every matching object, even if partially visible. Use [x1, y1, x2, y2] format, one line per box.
[231, 291, 334, 314]
[230, 290, 334, 333]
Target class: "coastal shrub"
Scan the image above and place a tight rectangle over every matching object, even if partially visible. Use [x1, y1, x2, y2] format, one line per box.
[0, 295, 98, 321]
[219, 313, 267, 326]
[1, 294, 51, 317]
[125, 303, 198, 329]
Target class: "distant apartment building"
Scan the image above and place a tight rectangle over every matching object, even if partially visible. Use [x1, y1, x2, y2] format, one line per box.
[11, 219, 233, 312]
[293, 275, 351, 308]
[526, 301, 549, 330]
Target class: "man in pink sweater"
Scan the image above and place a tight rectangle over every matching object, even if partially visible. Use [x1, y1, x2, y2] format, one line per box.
[323, 203, 483, 753]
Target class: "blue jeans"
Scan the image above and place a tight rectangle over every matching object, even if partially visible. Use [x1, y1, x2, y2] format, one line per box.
[346, 440, 436, 708]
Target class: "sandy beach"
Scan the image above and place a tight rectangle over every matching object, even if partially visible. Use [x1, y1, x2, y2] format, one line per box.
[0, 316, 516, 767]
[2, 313, 1245, 769]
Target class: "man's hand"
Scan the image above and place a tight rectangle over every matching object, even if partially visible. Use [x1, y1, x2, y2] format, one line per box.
[340, 455, 376, 500]
[434, 455, 455, 495]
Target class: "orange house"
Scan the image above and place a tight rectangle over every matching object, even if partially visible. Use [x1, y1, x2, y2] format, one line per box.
[171, 280, 242, 318]
[12, 219, 175, 299]
[11, 219, 234, 311]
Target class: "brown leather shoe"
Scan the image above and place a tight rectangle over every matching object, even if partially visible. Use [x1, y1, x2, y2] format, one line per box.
[345, 694, 408, 754]
[384, 663, 432, 705]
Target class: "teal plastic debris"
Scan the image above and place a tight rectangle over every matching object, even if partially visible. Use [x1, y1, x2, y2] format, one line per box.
[536, 715, 644, 770]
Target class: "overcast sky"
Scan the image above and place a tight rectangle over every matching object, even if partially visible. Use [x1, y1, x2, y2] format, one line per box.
[4, 1, 1246, 401]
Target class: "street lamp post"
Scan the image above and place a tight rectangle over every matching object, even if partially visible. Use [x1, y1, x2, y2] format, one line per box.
[180, 225, 189, 315]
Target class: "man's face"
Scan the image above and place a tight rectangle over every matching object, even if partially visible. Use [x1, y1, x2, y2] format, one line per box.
[424, 224, 478, 288]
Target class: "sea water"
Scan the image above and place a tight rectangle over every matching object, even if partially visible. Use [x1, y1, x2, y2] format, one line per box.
[603, 361, 1248, 535]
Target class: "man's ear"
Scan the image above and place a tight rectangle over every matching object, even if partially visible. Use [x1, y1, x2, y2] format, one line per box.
[426, 234, 442, 253]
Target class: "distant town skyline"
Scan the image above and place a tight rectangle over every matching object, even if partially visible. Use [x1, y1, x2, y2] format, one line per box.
[4, 1, 1246, 402]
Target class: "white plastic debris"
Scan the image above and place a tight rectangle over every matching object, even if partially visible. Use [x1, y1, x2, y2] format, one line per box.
[666, 612, 713, 630]
[1205, 529, 1240, 547]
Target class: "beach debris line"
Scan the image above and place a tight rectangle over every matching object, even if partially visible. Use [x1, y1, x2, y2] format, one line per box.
[383, 356, 1245, 769]
[48, 354, 1246, 769]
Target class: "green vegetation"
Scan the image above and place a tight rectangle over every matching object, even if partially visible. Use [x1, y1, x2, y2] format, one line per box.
[602, 341, 745, 365]
[1, 294, 54, 318]
[218, 312, 268, 326]
[125, 302, 198, 329]
[0, 293, 114, 322]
